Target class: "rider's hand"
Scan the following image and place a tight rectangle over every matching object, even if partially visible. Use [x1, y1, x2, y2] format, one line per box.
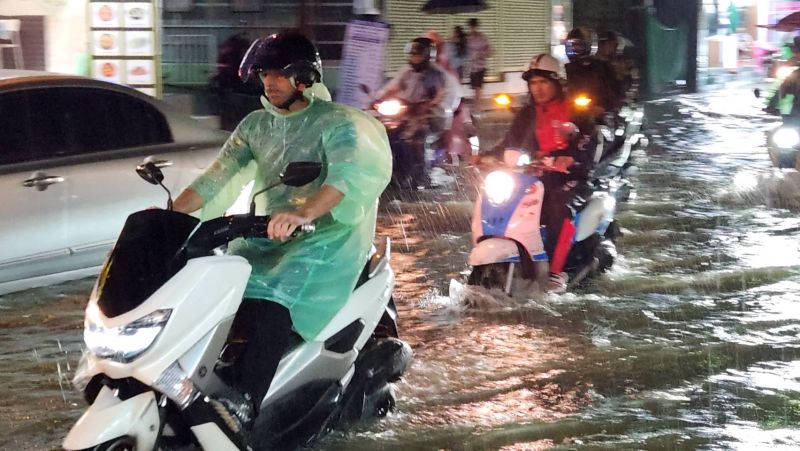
[267, 210, 312, 242]
[476, 154, 499, 168]
[553, 156, 575, 173]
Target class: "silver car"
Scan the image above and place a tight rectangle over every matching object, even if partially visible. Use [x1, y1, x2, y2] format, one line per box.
[0, 70, 229, 295]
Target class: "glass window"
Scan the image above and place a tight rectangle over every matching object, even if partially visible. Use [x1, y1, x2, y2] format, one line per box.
[0, 86, 172, 165]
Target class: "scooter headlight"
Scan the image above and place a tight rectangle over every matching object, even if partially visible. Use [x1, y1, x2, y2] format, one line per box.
[484, 171, 515, 205]
[84, 307, 172, 363]
[376, 99, 403, 116]
[773, 127, 800, 149]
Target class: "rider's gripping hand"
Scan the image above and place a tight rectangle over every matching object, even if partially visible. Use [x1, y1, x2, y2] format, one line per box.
[553, 156, 575, 172]
[268, 210, 313, 242]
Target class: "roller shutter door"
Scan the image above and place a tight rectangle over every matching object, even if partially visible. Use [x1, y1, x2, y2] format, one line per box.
[384, 0, 550, 77]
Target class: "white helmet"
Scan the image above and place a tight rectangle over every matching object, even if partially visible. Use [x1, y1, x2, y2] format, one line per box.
[522, 54, 561, 81]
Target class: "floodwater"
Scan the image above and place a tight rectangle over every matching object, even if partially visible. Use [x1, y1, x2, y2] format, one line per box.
[2, 86, 800, 450]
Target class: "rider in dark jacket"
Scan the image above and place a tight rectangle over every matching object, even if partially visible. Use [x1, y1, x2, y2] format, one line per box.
[564, 27, 622, 114]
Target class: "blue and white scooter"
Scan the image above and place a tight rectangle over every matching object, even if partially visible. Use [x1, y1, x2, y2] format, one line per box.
[467, 134, 638, 294]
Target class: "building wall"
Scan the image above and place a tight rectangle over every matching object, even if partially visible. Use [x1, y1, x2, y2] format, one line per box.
[0, 0, 87, 74]
[384, 0, 551, 77]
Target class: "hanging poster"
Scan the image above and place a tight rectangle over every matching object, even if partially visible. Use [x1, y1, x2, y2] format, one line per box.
[335, 19, 391, 109]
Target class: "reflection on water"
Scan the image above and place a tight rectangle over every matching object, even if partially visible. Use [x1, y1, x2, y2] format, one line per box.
[2, 87, 800, 450]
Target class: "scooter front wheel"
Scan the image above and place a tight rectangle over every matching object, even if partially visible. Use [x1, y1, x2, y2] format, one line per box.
[467, 263, 511, 289]
[467, 262, 545, 295]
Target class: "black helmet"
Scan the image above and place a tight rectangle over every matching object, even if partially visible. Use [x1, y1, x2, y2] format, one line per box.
[565, 27, 592, 61]
[404, 37, 437, 62]
[238, 32, 322, 87]
[597, 30, 618, 43]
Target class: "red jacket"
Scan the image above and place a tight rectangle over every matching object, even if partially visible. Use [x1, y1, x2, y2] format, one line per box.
[533, 99, 572, 156]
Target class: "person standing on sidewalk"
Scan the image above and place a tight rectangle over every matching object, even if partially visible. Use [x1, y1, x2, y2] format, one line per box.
[467, 18, 492, 110]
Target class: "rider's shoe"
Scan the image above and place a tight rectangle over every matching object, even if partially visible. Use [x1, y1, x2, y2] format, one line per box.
[546, 272, 568, 294]
[207, 389, 256, 435]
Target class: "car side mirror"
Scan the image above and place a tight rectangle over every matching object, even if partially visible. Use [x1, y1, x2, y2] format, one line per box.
[136, 162, 164, 185]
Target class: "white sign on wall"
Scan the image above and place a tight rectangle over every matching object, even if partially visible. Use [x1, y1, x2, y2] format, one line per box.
[89, 0, 160, 97]
[335, 19, 391, 109]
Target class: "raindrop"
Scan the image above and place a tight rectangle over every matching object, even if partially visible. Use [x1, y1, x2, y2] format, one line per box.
[56, 361, 67, 403]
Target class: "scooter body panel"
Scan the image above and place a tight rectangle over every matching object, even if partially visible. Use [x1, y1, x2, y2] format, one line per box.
[468, 237, 522, 265]
[472, 171, 547, 261]
[63, 387, 159, 450]
[191, 424, 242, 451]
[80, 256, 251, 386]
[265, 265, 395, 404]
[574, 192, 616, 242]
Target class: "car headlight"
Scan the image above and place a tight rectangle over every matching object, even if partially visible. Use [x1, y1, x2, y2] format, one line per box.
[84, 307, 172, 363]
[773, 127, 800, 149]
[376, 99, 403, 116]
[484, 171, 515, 205]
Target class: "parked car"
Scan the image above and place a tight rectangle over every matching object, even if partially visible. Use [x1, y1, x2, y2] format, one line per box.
[0, 70, 229, 295]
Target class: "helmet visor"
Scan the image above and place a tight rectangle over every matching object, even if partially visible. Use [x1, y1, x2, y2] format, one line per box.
[565, 38, 590, 59]
[239, 37, 269, 84]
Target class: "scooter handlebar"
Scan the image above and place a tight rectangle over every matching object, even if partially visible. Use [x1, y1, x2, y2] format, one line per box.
[186, 215, 315, 257]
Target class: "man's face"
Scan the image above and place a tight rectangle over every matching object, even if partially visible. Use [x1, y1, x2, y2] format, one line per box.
[529, 76, 557, 104]
[408, 52, 425, 66]
[260, 70, 296, 107]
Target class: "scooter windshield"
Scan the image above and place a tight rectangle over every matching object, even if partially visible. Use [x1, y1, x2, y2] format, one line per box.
[96, 210, 199, 318]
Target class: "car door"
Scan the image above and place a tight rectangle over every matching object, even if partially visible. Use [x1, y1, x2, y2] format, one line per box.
[57, 86, 217, 266]
[0, 88, 72, 287]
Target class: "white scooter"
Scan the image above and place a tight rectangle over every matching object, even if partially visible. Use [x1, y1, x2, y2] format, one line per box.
[63, 161, 411, 451]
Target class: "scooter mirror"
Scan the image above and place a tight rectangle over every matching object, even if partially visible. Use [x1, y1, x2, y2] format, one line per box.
[281, 161, 322, 187]
[248, 161, 323, 215]
[136, 161, 164, 185]
[754, 88, 761, 99]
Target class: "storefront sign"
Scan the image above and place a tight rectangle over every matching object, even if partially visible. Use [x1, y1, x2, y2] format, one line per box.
[89, 1, 161, 97]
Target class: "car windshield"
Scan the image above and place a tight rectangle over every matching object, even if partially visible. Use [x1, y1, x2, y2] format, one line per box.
[96, 209, 198, 318]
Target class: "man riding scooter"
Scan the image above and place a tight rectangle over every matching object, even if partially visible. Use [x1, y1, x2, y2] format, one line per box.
[486, 54, 592, 293]
[564, 27, 622, 115]
[170, 31, 392, 441]
[376, 37, 450, 188]
[766, 36, 800, 118]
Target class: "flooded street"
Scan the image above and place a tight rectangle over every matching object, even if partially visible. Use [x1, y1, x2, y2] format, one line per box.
[3, 86, 800, 450]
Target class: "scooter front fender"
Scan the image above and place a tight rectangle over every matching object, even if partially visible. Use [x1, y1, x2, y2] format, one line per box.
[468, 238, 519, 266]
[63, 387, 159, 451]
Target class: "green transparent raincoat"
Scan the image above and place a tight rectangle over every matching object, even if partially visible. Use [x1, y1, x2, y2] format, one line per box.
[189, 90, 391, 341]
